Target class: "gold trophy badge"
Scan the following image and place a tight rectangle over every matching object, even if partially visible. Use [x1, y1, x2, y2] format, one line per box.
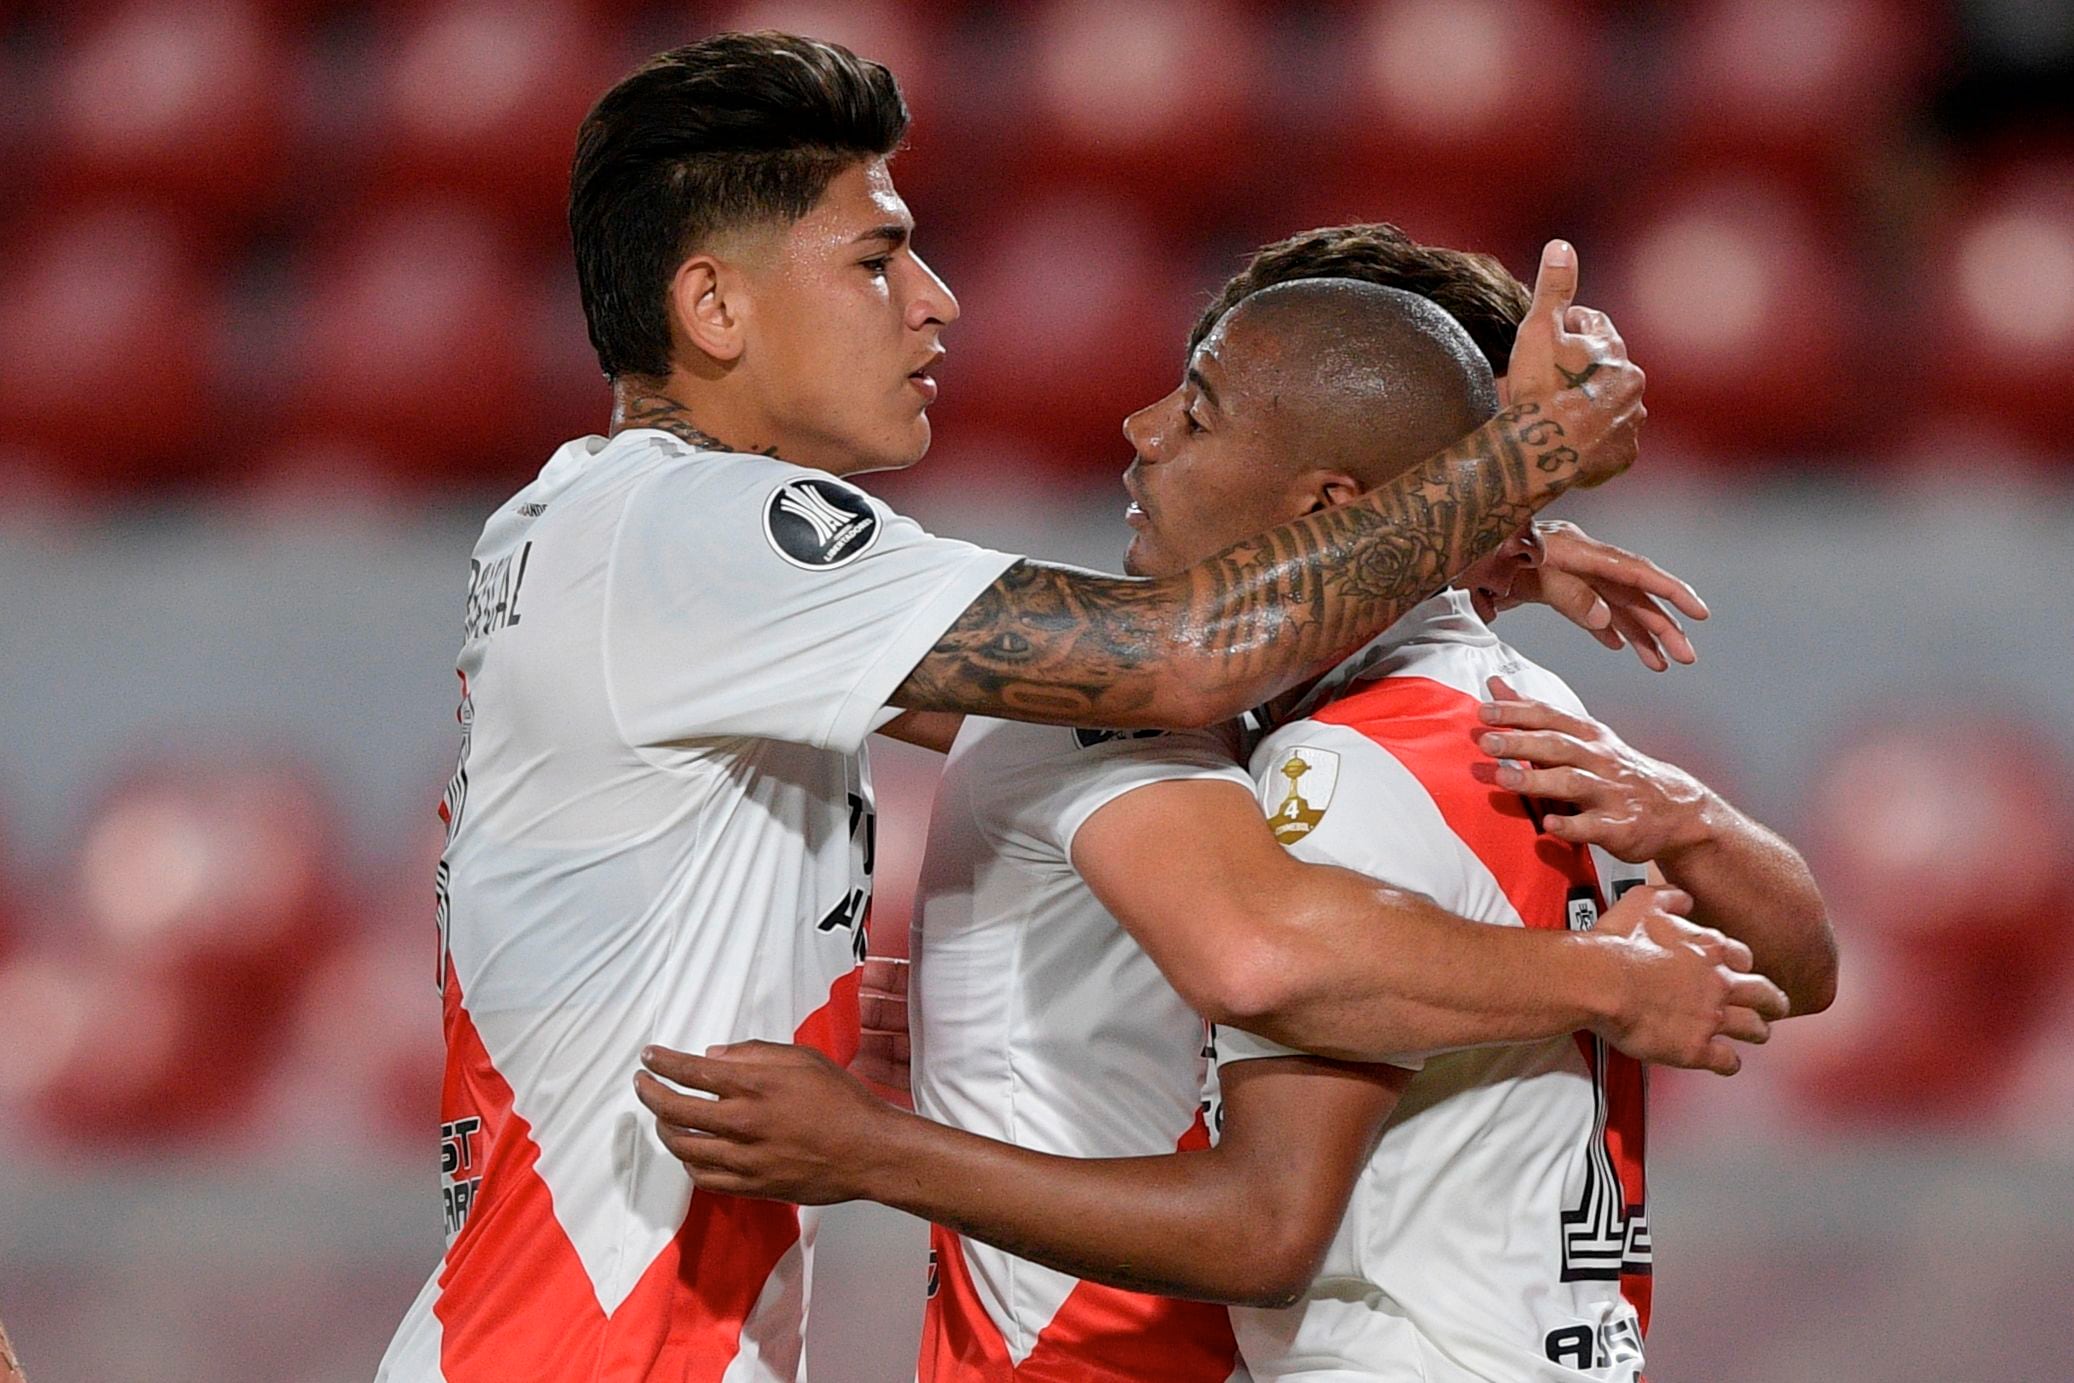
[1270, 755, 1326, 844]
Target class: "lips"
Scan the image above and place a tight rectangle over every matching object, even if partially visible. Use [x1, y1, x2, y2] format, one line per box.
[1122, 468, 1152, 529]
[907, 348, 945, 405]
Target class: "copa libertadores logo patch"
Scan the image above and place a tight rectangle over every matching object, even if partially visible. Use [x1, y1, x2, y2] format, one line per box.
[764, 477, 882, 570]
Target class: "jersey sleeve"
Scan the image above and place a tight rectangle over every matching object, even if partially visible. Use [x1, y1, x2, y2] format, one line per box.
[1218, 723, 1471, 1070]
[603, 456, 1019, 755]
[974, 723, 1254, 864]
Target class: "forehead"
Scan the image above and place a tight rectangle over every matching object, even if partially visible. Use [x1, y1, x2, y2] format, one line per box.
[1192, 301, 1297, 397]
[794, 158, 911, 241]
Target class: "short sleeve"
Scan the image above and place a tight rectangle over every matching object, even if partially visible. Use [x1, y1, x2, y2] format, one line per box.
[965, 721, 1253, 864]
[604, 456, 1018, 755]
[1217, 722, 1473, 1071]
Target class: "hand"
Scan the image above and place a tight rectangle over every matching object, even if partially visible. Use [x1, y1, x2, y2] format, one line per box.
[1485, 520, 1708, 672]
[0, 1318, 26, 1383]
[852, 954, 911, 1103]
[1586, 883, 1788, 1074]
[635, 1041, 896, 1204]
[1478, 677, 1720, 860]
[1503, 241, 1646, 491]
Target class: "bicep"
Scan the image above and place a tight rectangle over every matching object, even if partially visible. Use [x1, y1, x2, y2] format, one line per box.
[892, 560, 1205, 727]
[1216, 1054, 1407, 1256]
[1071, 777, 1297, 1009]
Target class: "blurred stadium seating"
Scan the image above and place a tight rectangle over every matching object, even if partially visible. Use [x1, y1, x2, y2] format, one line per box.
[0, 0, 2065, 497]
[0, 2, 2070, 1380]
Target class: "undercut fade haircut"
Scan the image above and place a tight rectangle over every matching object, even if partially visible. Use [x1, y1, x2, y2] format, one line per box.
[1192, 223, 1531, 377]
[571, 31, 909, 379]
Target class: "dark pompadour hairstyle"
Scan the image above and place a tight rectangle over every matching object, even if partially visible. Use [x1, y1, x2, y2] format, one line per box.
[570, 31, 909, 379]
[1191, 223, 1532, 377]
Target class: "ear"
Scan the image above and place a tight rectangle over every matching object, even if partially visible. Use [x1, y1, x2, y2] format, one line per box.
[1300, 469, 1366, 515]
[668, 254, 747, 365]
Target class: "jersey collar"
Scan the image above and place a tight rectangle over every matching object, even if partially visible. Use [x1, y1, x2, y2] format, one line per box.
[1255, 589, 1495, 732]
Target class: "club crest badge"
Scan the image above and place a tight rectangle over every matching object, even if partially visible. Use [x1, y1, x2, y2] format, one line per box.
[1261, 746, 1340, 845]
[764, 477, 881, 570]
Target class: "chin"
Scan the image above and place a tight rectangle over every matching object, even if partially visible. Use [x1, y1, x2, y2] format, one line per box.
[843, 419, 932, 476]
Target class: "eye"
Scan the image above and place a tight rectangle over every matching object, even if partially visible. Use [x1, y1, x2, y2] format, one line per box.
[860, 255, 892, 276]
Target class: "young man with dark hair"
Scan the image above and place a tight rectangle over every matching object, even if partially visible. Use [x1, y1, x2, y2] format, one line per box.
[383, 28, 1665, 1379]
[636, 235, 1833, 1382]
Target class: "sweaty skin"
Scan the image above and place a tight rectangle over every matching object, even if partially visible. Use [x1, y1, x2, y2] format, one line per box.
[621, 156, 1646, 734]
[632, 270, 1829, 1315]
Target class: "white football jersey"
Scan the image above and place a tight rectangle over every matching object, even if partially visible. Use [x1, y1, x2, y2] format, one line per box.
[911, 715, 1255, 1382]
[375, 430, 1016, 1383]
[1219, 592, 1652, 1383]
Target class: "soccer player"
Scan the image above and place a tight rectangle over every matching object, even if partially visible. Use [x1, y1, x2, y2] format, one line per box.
[376, 28, 1660, 1380]
[636, 240, 1833, 1381]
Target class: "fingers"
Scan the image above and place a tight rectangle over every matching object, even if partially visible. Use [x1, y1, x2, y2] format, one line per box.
[1725, 969, 1790, 1021]
[1637, 884, 1694, 917]
[1480, 728, 1596, 771]
[1539, 811, 1623, 847]
[861, 954, 909, 995]
[859, 990, 908, 1036]
[1524, 239, 1579, 328]
[1702, 1038, 1744, 1077]
[1534, 568, 1619, 636]
[640, 1045, 752, 1096]
[1479, 684, 1596, 738]
[1717, 1005, 1772, 1046]
[1607, 601, 1672, 672]
[634, 1069, 738, 1134]
[1716, 934, 1755, 973]
[1499, 764, 1606, 803]
[1536, 525, 1709, 622]
[1600, 583, 1696, 669]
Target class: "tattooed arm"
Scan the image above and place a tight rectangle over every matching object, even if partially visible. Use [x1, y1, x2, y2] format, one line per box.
[896, 244, 1643, 728]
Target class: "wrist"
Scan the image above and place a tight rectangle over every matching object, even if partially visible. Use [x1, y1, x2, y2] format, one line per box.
[851, 1101, 941, 1213]
[1654, 788, 1731, 869]
[1561, 930, 1630, 1036]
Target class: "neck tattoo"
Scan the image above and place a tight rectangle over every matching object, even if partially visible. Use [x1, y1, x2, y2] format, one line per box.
[611, 390, 779, 458]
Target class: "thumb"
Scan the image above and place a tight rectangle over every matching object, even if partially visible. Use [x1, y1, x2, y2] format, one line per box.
[1524, 239, 1579, 329]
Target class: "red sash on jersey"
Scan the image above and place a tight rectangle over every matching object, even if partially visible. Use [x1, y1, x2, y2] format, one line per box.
[432, 965, 862, 1381]
[918, 1113, 1239, 1383]
[1313, 674, 1651, 1333]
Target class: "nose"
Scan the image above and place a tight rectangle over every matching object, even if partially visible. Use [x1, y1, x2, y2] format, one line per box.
[1518, 524, 1551, 568]
[1507, 524, 1546, 569]
[907, 251, 959, 330]
[1122, 390, 1181, 461]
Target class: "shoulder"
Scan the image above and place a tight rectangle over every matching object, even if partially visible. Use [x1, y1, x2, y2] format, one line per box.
[616, 446, 897, 569]
[953, 718, 1240, 780]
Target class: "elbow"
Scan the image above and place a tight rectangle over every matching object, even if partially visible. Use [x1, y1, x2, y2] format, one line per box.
[1149, 680, 1229, 732]
[1183, 933, 1307, 1032]
[1232, 1273, 1314, 1312]
[1226, 1220, 1330, 1308]
[1793, 931, 1841, 1017]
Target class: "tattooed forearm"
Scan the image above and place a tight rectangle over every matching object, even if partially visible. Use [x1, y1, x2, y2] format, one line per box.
[895, 401, 1579, 727]
[611, 387, 779, 457]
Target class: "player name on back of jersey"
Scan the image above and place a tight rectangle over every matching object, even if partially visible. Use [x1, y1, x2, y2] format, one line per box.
[462, 541, 533, 642]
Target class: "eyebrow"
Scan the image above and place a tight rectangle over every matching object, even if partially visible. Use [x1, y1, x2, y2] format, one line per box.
[851, 223, 910, 249]
[1186, 365, 1222, 413]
